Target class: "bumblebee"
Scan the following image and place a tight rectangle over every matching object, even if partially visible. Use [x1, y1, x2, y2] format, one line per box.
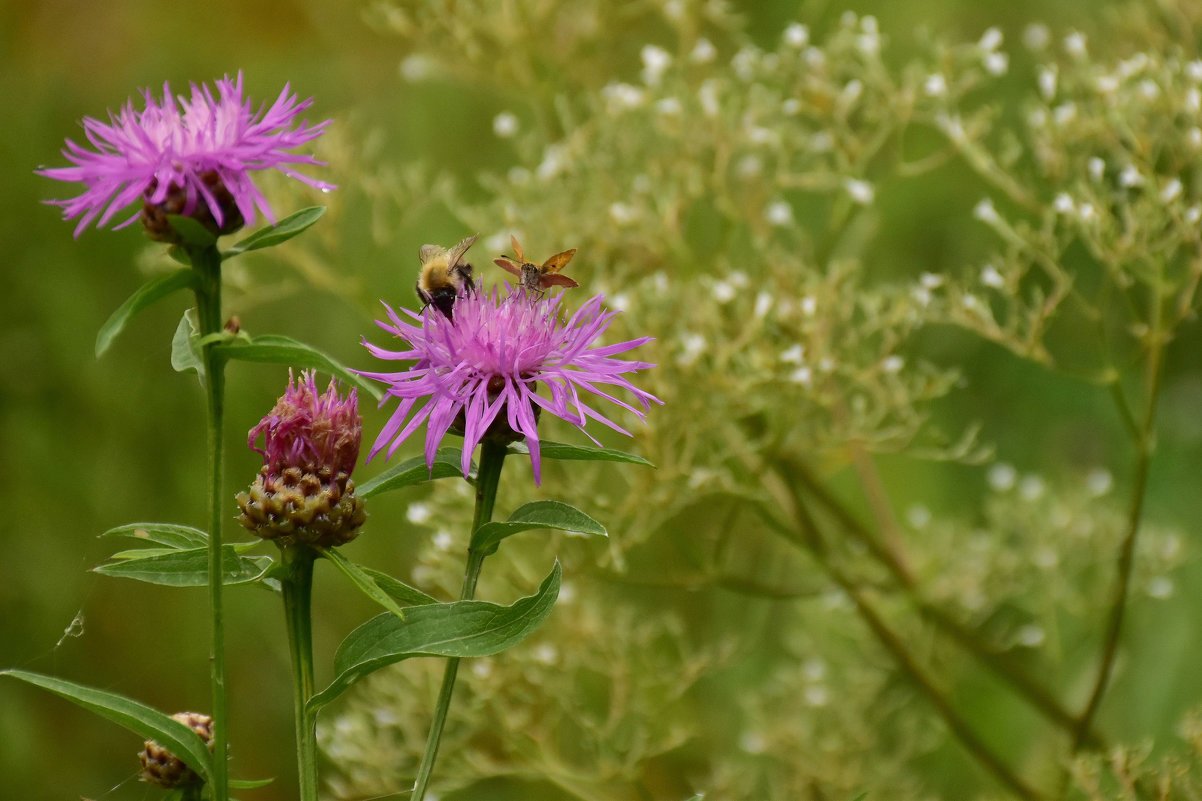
[416, 234, 479, 319]
[493, 235, 579, 296]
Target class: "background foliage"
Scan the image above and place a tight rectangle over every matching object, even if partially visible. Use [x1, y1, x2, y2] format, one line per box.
[3, 1, 1201, 799]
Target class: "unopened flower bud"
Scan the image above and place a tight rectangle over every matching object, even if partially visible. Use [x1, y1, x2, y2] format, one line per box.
[138, 712, 214, 788]
[236, 371, 366, 548]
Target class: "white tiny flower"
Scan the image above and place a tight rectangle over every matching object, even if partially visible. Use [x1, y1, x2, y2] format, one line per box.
[1017, 624, 1046, 648]
[881, 355, 904, 374]
[980, 264, 1005, 288]
[1023, 23, 1050, 51]
[732, 46, 760, 81]
[801, 295, 818, 316]
[608, 292, 630, 312]
[861, 15, 879, 35]
[973, 197, 999, 223]
[1117, 52, 1148, 78]
[766, 200, 794, 227]
[691, 37, 717, 64]
[803, 46, 825, 68]
[1190, 128, 1202, 149]
[406, 502, 432, 525]
[857, 31, 880, 56]
[678, 332, 707, 366]
[736, 154, 763, 178]
[1028, 108, 1048, 129]
[784, 22, 810, 48]
[1053, 193, 1075, 214]
[1078, 203, 1097, 221]
[655, 96, 682, 116]
[978, 27, 1003, 52]
[399, 54, 432, 82]
[651, 271, 668, 292]
[537, 143, 565, 180]
[698, 79, 721, 117]
[962, 293, 983, 312]
[641, 44, 673, 86]
[988, 462, 1017, 491]
[492, 111, 519, 138]
[1053, 102, 1077, 125]
[1088, 157, 1106, 181]
[609, 201, 637, 225]
[1119, 165, 1144, 187]
[789, 366, 813, 386]
[818, 357, 835, 373]
[809, 131, 834, 152]
[781, 97, 801, 115]
[921, 272, 944, 289]
[845, 178, 875, 205]
[911, 285, 932, 307]
[1186, 205, 1202, 224]
[712, 280, 736, 304]
[1086, 468, 1113, 496]
[557, 581, 576, 604]
[747, 125, 777, 145]
[804, 685, 830, 707]
[984, 52, 1009, 76]
[937, 112, 966, 141]
[906, 504, 931, 529]
[1187, 88, 1201, 112]
[602, 82, 645, 111]
[1147, 576, 1174, 600]
[1138, 78, 1160, 99]
[840, 10, 858, 27]
[1063, 31, 1087, 59]
[740, 731, 768, 754]
[924, 73, 948, 97]
[841, 79, 864, 104]
[1019, 474, 1045, 500]
[1187, 60, 1202, 82]
[432, 530, 454, 551]
[754, 291, 773, 318]
[780, 344, 805, 363]
[533, 643, 558, 664]
[1038, 66, 1057, 100]
[1161, 178, 1183, 203]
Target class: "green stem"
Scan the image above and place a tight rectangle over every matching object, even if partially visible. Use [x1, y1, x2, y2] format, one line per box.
[281, 546, 319, 801]
[411, 438, 508, 801]
[191, 244, 229, 801]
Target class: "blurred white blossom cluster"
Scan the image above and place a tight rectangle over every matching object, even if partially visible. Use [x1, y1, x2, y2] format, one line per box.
[320, 1, 1202, 798]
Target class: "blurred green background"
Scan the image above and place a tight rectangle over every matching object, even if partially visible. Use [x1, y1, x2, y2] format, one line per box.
[3, 1, 1201, 800]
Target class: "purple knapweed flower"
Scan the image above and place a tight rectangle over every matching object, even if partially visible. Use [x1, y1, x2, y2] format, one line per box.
[236, 370, 366, 548]
[357, 287, 662, 485]
[39, 72, 334, 237]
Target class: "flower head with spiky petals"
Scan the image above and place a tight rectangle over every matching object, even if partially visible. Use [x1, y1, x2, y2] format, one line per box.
[358, 287, 661, 485]
[249, 370, 361, 478]
[38, 71, 334, 237]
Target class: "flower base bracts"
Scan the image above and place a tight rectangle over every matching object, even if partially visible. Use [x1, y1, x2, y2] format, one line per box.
[236, 466, 366, 548]
[139, 712, 214, 788]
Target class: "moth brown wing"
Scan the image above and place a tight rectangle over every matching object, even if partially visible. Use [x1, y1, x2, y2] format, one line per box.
[540, 273, 579, 289]
[446, 233, 480, 268]
[542, 249, 577, 273]
[494, 257, 523, 277]
[510, 235, 525, 265]
[418, 244, 445, 265]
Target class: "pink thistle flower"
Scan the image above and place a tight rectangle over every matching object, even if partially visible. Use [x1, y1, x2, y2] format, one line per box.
[38, 72, 334, 237]
[357, 287, 661, 485]
[249, 370, 361, 479]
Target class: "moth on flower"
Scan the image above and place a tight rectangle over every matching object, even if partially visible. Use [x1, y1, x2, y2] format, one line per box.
[493, 235, 579, 297]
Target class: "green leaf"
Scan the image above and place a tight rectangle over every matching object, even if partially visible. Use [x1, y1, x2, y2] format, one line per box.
[223, 206, 326, 257]
[164, 214, 218, 248]
[357, 449, 469, 498]
[101, 522, 208, 549]
[0, 669, 214, 782]
[308, 561, 561, 712]
[356, 566, 438, 607]
[230, 777, 275, 789]
[510, 440, 654, 467]
[214, 334, 383, 402]
[171, 309, 204, 381]
[470, 500, 606, 555]
[95, 269, 201, 358]
[93, 545, 271, 587]
[318, 546, 420, 620]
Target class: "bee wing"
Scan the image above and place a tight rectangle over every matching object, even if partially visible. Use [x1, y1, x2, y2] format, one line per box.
[510, 235, 525, 265]
[418, 244, 445, 266]
[446, 234, 480, 268]
[539, 273, 579, 289]
[494, 257, 523, 277]
[541, 249, 576, 274]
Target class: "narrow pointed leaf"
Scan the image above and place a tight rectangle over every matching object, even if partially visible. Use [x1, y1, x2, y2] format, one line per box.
[96, 269, 201, 357]
[357, 449, 469, 498]
[357, 566, 438, 607]
[318, 546, 416, 619]
[102, 522, 208, 549]
[165, 214, 218, 248]
[170, 309, 204, 380]
[215, 334, 383, 401]
[0, 669, 214, 781]
[470, 500, 606, 555]
[223, 206, 326, 257]
[230, 778, 275, 789]
[509, 440, 654, 467]
[308, 561, 561, 712]
[93, 545, 271, 587]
